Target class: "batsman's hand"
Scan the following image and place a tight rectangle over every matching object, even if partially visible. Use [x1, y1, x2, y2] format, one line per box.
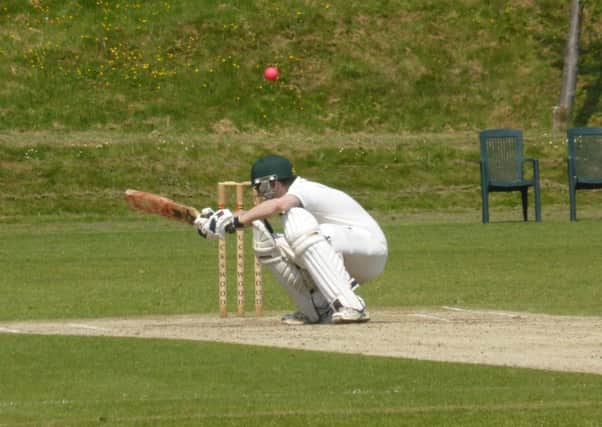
[200, 207, 215, 218]
[194, 207, 219, 239]
[200, 209, 236, 240]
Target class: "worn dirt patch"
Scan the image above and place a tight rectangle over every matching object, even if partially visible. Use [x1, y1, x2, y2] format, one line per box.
[1, 307, 600, 375]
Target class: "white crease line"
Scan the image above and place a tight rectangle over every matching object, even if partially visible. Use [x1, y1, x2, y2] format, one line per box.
[441, 306, 522, 318]
[66, 323, 110, 331]
[408, 314, 451, 322]
[0, 327, 22, 333]
[442, 306, 470, 312]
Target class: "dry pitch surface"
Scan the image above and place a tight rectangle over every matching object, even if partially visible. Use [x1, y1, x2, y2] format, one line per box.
[1, 307, 601, 375]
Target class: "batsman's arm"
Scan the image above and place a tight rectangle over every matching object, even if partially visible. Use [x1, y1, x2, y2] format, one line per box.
[236, 194, 300, 226]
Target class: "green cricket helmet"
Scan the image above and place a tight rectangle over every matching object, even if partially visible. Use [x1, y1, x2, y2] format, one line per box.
[251, 154, 295, 183]
[250, 155, 295, 198]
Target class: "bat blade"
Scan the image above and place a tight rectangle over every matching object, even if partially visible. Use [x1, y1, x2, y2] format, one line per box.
[124, 189, 200, 225]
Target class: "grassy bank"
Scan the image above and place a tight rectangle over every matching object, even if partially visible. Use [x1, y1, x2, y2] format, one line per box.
[1, 1, 601, 133]
[3, 130, 602, 223]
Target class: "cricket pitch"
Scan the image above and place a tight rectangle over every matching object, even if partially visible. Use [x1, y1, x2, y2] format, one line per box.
[1, 307, 601, 375]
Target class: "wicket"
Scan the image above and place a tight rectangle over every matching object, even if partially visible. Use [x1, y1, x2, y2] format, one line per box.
[217, 181, 263, 317]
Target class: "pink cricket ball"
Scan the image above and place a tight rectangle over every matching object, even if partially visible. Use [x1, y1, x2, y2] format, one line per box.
[263, 66, 279, 81]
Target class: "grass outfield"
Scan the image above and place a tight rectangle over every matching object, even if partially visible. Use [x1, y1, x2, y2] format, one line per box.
[1, 218, 601, 320]
[1, 218, 602, 425]
[1, 334, 602, 427]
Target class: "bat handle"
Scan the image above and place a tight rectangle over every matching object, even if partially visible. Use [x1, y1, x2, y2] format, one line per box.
[225, 217, 243, 233]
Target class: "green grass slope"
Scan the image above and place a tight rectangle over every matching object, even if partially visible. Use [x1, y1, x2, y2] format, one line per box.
[3, 131, 602, 223]
[1, 0, 601, 133]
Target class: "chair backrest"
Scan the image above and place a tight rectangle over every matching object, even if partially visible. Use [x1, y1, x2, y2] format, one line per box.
[479, 129, 524, 182]
[567, 127, 602, 180]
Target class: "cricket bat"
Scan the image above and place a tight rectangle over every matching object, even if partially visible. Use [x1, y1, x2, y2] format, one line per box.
[124, 189, 201, 225]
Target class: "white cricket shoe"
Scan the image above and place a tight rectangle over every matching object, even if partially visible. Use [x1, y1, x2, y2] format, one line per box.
[331, 307, 370, 324]
[281, 308, 333, 325]
[281, 311, 311, 325]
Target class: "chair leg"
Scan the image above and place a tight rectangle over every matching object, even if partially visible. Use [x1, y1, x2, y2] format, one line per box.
[569, 184, 577, 221]
[534, 183, 541, 222]
[480, 164, 489, 224]
[533, 161, 541, 222]
[521, 188, 528, 221]
[568, 161, 576, 221]
[482, 187, 489, 224]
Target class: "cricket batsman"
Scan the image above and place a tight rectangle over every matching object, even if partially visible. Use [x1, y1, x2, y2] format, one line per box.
[196, 154, 388, 324]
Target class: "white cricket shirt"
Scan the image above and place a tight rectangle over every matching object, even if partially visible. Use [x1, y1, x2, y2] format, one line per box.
[286, 177, 387, 245]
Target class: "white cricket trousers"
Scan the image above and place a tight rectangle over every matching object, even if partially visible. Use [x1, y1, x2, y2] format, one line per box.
[318, 223, 388, 284]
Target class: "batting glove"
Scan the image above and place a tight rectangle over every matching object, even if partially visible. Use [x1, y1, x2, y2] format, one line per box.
[200, 209, 234, 240]
[194, 207, 219, 240]
[200, 207, 215, 218]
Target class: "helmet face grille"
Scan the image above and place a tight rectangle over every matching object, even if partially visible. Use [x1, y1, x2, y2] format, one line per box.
[254, 176, 277, 199]
[251, 155, 294, 183]
[252, 174, 277, 185]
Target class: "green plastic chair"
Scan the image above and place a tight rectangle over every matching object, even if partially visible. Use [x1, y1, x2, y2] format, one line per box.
[479, 129, 541, 224]
[567, 127, 602, 221]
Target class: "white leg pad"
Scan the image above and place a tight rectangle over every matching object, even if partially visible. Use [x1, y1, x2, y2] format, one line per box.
[282, 208, 365, 311]
[252, 220, 325, 323]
